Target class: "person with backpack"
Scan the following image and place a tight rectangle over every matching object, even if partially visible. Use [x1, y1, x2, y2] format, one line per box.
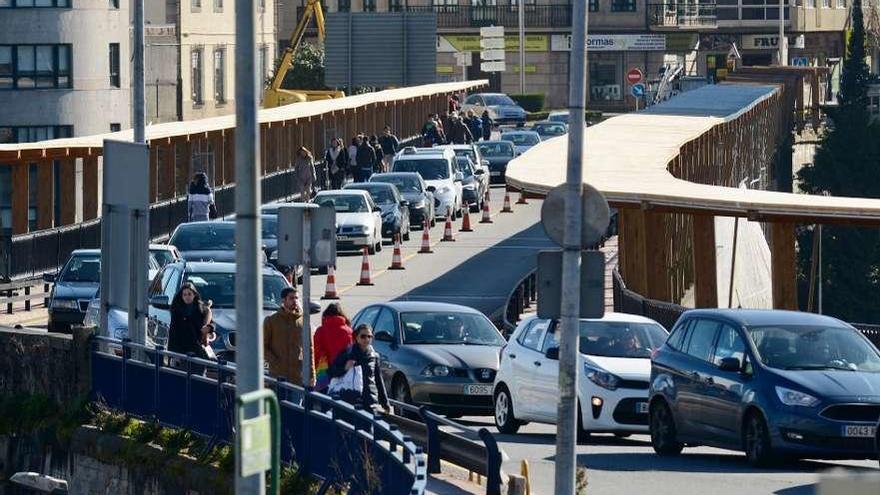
[480, 110, 493, 141]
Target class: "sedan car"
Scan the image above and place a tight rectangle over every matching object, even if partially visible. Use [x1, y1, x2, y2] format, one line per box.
[494, 313, 668, 438]
[343, 182, 411, 241]
[454, 155, 489, 212]
[168, 221, 236, 262]
[477, 140, 517, 183]
[500, 130, 542, 155]
[45, 249, 101, 333]
[351, 301, 508, 416]
[532, 121, 568, 140]
[313, 190, 383, 254]
[650, 309, 880, 467]
[369, 172, 436, 228]
[461, 93, 527, 125]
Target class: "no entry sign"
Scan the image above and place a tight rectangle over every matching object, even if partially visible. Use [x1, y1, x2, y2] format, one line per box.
[626, 68, 643, 85]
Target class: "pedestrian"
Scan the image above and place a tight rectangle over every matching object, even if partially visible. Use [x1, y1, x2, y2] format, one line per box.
[448, 94, 460, 114]
[465, 110, 482, 143]
[448, 115, 474, 145]
[187, 172, 216, 222]
[378, 125, 399, 171]
[355, 135, 376, 182]
[313, 302, 354, 392]
[440, 112, 454, 142]
[168, 283, 214, 372]
[369, 135, 384, 174]
[263, 286, 315, 386]
[327, 323, 390, 412]
[481, 110, 493, 141]
[295, 146, 316, 199]
[421, 115, 441, 146]
[324, 137, 349, 189]
[347, 137, 360, 182]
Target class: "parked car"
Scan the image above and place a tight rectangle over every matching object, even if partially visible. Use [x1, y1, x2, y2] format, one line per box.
[313, 190, 383, 254]
[500, 130, 542, 155]
[392, 147, 463, 219]
[369, 172, 436, 228]
[343, 182, 412, 241]
[168, 221, 236, 262]
[149, 244, 183, 271]
[351, 301, 507, 416]
[477, 140, 517, 184]
[493, 313, 669, 437]
[547, 111, 570, 125]
[532, 121, 568, 140]
[649, 309, 880, 467]
[433, 144, 491, 176]
[45, 249, 101, 333]
[454, 155, 489, 212]
[461, 93, 527, 125]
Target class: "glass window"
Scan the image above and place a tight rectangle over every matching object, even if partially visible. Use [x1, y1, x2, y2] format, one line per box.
[214, 0, 222, 11]
[363, 0, 376, 11]
[191, 48, 203, 104]
[168, 222, 235, 251]
[611, 0, 635, 11]
[579, 321, 669, 358]
[17, 46, 35, 88]
[35, 45, 53, 88]
[338, 0, 350, 11]
[684, 319, 719, 362]
[184, 271, 289, 310]
[666, 320, 691, 351]
[57, 44, 70, 87]
[110, 123, 121, 132]
[590, 58, 621, 101]
[354, 306, 381, 328]
[150, 249, 177, 268]
[477, 142, 514, 157]
[109, 43, 120, 87]
[589, 0, 598, 11]
[1, 0, 70, 6]
[191, 0, 201, 10]
[518, 319, 550, 352]
[509, 0, 536, 11]
[110, 0, 118, 7]
[314, 194, 369, 213]
[713, 324, 747, 367]
[747, 325, 880, 372]
[392, 159, 451, 180]
[837, 0, 845, 6]
[373, 308, 397, 340]
[542, 324, 559, 353]
[822, 0, 829, 6]
[400, 311, 506, 346]
[213, 48, 225, 103]
[59, 255, 101, 283]
[0, 46, 12, 88]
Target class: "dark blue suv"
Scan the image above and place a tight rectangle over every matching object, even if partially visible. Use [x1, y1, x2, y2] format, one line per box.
[649, 309, 880, 467]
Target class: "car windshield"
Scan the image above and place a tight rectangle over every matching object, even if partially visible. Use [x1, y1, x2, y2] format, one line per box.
[453, 149, 478, 163]
[478, 142, 514, 157]
[455, 158, 474, 177]
[59, 255, 101, 283]
[483, 95, 516, 106]
[534, 124, 567, 136]
[351, 186, 396, 205]
[401, 311, 506, 346]
[393, 159, 450, 180]
[502, 133, 540, 146]
[170, 223, 235, 251]
[185, 272, 289, 310]
[577, 321, 669, 358]
[150, 249, 176, 268]
[549, 113, 570, 124]
[316, 194, 370, 213]
[747, 325, 880, 372]
[261, 215, 278, 239]
[374, 176, 422, 193]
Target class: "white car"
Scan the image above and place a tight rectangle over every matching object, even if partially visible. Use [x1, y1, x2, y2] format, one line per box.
[392, 147, 463, 219]
[493, 313, 669, 438]
[313, 189, 383, 254]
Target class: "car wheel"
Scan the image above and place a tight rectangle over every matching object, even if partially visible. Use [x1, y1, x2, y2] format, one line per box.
[577, 402, 591, 443]
[393, 376, 412, 404]
[494, 385, 521, 434]
[744, 411, 774, 467]
[368, 243, 376, 255]
[650, 400, 684, 456]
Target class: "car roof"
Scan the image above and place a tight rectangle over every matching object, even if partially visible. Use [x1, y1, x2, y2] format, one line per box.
[478, 140, 514, 146]
[679, 309, 848, 328]
[502, 130, 540, 136]
[344, 182, 395, 191]
[472, 93, 506, 97]
[534, 121, 565, 126]
[179, 261, 281, 276]
[71, 249, 100, 256]
[519, 312, 665, 326]
[435, 144, 475, 150]
[371, 172, 422, 180]
[177, 220, 235, 229]
[549, 110, 568, 115]
[150, 244, 175, 250]
[373, 301, 486, 314]
[315, 189, 370, 198]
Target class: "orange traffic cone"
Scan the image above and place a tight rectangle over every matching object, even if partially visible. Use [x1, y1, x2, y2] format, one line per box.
[502, 189, 513, 213]
[516, 189, 529, 205]
[486, 187, 491, 202]
[480, 191, 493, 224]
[357, 247, 374, 286]
[419, 218, 434, 253]
[322, 265, 339, 299]
[441, 210, 455, 242]
[389, 234, 405, 270]
[460, 207, 473, 232]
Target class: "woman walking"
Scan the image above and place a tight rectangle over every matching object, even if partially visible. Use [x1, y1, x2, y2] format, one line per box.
[313, 303, 354, 392]
[295, 146, 316, 199]
[327, 324, 389, 412]
[168, 283, 214, 372]
[481, 110, 493, 141]
[324, 138, 349, 189]
[187, 172, 216, 222]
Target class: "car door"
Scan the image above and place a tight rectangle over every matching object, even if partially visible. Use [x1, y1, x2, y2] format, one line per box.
[366, 196, 382, 242]
[533, 322, 561, 421]
[676, 318, 722, 439]
[510, 319, 551, 420]
[372, 307, 400, 385]
[702, 323, 750, 443]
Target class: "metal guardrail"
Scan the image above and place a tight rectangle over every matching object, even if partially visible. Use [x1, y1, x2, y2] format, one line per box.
[0, 279, 51, 314]
[401, 5, 571, 29]
[647, 3, 718, 29]
[90, 336, 428, 495]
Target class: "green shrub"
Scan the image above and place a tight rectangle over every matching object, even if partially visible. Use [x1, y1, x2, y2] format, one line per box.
[510, 93, 546, 112]
[526, 111, 550, 122]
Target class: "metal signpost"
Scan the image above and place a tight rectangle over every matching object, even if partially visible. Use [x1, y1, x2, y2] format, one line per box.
[627, 68, 644, 112]
[480, 26, 506, 74]
[518, 0, 525, 94]
[631, 83, 645, 112]
[455, 51, 471, 83]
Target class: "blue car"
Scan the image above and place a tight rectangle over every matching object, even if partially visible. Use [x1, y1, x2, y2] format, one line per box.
[649, 309, 880, 467]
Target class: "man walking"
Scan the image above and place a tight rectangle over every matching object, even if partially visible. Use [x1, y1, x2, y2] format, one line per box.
[355, 135, 376, 182]
[378, 125, 399, 172]
[263, 287, 315, 386]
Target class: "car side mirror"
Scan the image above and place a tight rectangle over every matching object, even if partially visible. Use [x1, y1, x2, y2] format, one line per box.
[309, 301, 321, 315]
[545, 347, 560, 360]
[719, 357, 742, 372]
[375, 331, 394, 343]
[149, 295, 171, 310]
[400, 200, 409, 207]
[43, 273, 56, 283]
[426, 185, 436, 193]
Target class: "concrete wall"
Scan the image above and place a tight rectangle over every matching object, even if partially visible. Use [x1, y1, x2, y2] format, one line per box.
[145, 27, 181, 124]
[0, 0, 131, 136]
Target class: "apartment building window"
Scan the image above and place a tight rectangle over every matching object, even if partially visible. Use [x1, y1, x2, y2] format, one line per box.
[837, 0, 845, 7]
[0, 0, 71, 7]
[389, 0, 403, 11]
[110, 123, 121, 132]
[805, 0, 814, 7]
[191, 0, 201, 12]
[433, 0, 458, 12]
[821, 0, 829, 7]
[363, 0, 376, 11]
[0, 44, 72, 89]
[0, 125, 73, 143]
[590, 55, 622, 101]
[214, 48, 225, 103]
[109, 43, 120, 87]
[191, 48, 203, 104]
[509, 0, 536, 12]
[259, 0, 264, 12]
[589, 0, 598, 11]
[109, 0, 118, 8]
[610, 0, 635, 12]
[338, 0, 350, 11]
[213, 0, 222, 11]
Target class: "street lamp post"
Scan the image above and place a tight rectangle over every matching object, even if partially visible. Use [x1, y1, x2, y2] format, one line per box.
[779, 0, 787, 65]
[518, 0, 525, 94]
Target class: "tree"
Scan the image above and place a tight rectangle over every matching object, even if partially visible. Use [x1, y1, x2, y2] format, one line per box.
[796, 0, 880, 322]
[279, 42, 327, 90]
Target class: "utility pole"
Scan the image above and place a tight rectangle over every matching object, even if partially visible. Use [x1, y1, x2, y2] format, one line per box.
[234, 0, 265, 493]
[779, 0, 787, 66]
[518, 0, 525, 94]
[129, 0, 147, 354]
[133, 0, 145, 143]
[555, 0, 587, 493]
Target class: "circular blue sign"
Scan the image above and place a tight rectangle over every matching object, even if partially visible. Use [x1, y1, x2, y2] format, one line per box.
[631, 83, 646, 98]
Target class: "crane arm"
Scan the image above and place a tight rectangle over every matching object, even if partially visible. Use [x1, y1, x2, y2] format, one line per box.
[269, 0, 325, 91]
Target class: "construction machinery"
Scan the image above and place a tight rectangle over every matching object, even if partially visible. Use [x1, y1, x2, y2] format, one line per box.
[263, 0, 345, 108]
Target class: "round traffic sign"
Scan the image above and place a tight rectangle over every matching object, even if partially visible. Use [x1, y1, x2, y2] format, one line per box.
[626, 68, 643, 85]
[631, 83, 645, 98]
[540, 183, 610, 248]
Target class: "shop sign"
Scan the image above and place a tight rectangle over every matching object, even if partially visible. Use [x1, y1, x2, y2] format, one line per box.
[436, 65, 455, 73]
[438, 35, 549, 53]
[741, 34, 780, 50]
[551, 34, 666, 52]
[666, 33, 698, 52]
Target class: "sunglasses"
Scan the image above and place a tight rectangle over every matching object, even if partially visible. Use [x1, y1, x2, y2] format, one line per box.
[358, 334, 374, 340]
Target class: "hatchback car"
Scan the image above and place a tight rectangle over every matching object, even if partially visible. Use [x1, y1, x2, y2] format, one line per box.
[500, 130, 542, 155]
[494, 313, 668, 437]
[532, 121, 568, 140]
[369, 172, 436, 228]
[343, 182, 411, 240]
[461, 93, 527, 125]
[649, 309, 880, 466]
[477, 141, 517, 183]
[392, 147, 463, 219]
[168, 221, 237, 262]
[313, 190, 383, 254]
[351, 301, 508, 416]
[454, 155, 489, 212]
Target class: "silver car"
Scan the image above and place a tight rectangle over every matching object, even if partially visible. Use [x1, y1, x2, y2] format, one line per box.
[352, 301, 507, 416]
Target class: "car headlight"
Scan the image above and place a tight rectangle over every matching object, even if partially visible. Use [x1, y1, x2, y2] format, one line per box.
[421, 364, 451, 377]
[52, 299, 78, 310]
[775, 386, 819, 407]
[585, 364, 620, 391]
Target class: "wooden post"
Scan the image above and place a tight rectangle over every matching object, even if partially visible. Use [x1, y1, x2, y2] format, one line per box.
[223, 131, 235, 185]
[58, 158, 76, 225]
[149, 143, 159, 202]
[618, 208, 647, 295]
[644, 210, 669, 302]
[36, 159, 54, 230]
[692, 214, 718, 308]
[82, 155, 99, 220]
[771, 222, 798, 310]
[160, 142, 176, 199]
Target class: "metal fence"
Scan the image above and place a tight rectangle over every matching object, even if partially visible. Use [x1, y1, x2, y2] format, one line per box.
[90, 337, 427, 495]
[402, 5, 571, 28]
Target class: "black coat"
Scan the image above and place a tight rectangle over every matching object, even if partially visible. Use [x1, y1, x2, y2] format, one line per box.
[328, 344, 389, 409]
[448, 121, 473, 144]
[168, 302, 210, 359]
[379, 134, 399, 156]
[324, 147, 349, 175]
[356, 143, 376, 170]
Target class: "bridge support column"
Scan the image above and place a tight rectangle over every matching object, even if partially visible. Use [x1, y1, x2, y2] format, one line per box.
[771, 222, 798, 310]
[643, 210, 670, 302]
[692, 214, 718, 308]
[619, 208, 669, 301]
[36, 159, 54, 230]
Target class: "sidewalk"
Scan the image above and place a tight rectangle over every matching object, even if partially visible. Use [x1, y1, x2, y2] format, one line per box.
[426, 463, 495, 495]
[0, 305, 49, 329]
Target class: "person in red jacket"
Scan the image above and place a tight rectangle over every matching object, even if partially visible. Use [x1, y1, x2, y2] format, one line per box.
[314, 303, 354, 392]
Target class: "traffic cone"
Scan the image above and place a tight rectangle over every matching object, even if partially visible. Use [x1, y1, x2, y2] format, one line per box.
[321, 265, 339, 299]
[502, 189, 513, 213]
[419, 218, 434, 253]
[480, 191, 493, 224]
[441, 210, 455, 242]
[516, 188, 529, 205]
[460, 207, 474, 232]
[486, 187, 491, 202]
[389, 234, 405, 270]
[357, 247, 374, 286]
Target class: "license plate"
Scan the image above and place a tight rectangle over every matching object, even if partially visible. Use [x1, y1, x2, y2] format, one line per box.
[490, 171, 501, 176]
[842, 425, 876, 438]
[336, 235, 350, 240]
[464, 384, 493, 396]
[636, 402, 649, 414]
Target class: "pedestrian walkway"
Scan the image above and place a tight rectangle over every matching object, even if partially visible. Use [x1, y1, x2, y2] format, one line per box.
[0, 305, 48, 329]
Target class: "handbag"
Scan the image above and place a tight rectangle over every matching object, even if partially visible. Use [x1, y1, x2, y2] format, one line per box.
[327, 365, 363, 403]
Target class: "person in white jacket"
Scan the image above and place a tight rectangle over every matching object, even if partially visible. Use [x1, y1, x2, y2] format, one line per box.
[186, 172, 215, 222]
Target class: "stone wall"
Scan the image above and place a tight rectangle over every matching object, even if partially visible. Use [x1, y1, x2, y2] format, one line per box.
[0, 326, 92, 405]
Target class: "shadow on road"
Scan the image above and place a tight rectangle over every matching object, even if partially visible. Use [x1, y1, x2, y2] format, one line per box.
[774, 484, 816, 495]
[570, 452, 878, 475]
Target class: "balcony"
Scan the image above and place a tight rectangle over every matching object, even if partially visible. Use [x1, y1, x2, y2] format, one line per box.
[401, 5, 572, 29]
[648, 3, 718, 30]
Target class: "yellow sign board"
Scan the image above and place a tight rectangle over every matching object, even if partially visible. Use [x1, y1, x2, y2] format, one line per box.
[511, 65, 538, 73]
[436, 65, 455, 74]
[442, 35, 549, 52]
